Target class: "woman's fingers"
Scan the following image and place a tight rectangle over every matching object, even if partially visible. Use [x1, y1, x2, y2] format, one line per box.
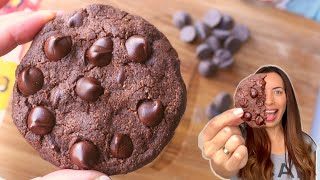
[225, 145, 248, 172]
[0, 10, 56, 56]
[203, 126, 242, 157]
[200, 108, 244, 144]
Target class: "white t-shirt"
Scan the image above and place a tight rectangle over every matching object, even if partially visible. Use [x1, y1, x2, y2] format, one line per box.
[230, 132, 316, 180]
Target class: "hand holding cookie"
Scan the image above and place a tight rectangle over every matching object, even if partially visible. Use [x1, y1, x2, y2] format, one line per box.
[199, 108, 248, 178]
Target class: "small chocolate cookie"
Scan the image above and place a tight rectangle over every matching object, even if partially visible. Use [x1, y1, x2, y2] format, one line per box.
[234, 73, 267, 128]
[12, 4, 186, 175]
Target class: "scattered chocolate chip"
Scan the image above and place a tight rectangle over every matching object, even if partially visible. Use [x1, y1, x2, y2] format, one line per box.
[205, 36, 220, 51]
[232, 24, 250, 42]
[68, 12, 85, 27]
[172, 11, 192, 29]
[180, 25, 197, 43]
[203, 9, 222, 28]
[212, 49, 234, 69]
[217, 15, 234, 30]
[138, 100, 164, 127]
[110, 134, 133, 159]
[17, 67, 44, 96]
[224, 36, 242, 54]
[206, 103, 220, 119]
[196, 43, 213, 60]
[44, 35, 72, 61]
[212, 29, 231, 41]
[87, 37, 113, 67]
[125, 35, 150, 63]
[214, 92, 232, 112]
[198, 60, 218, 77]
[194, 21, 210, 40]
[75, 77, 104, 102]
[27, 106, 55, 135]
[70, 140, 99, 169]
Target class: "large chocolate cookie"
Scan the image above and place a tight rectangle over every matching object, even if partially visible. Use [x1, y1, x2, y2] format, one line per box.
[234, 73, 267, 128]
[12, 4, 186, 175]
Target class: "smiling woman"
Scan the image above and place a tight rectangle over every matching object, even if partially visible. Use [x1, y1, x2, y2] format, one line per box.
[199, 65, 316, 180]
[236, 66, 316, 179]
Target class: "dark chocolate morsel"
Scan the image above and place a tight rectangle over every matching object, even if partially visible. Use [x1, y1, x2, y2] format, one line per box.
[232, 24, 250, 42]
[198, 60, 218, 77]
[125, 35, 150, 63]
[68, 12, 85, 27]
[138, 100, 164, 127]
[217, 15, 234, 30]
[27, 106, 55, 135]
[17, 67, 44, 96]
[172, 11, 192, 29]
[196, 43, 213, 60]
[110, 134, 133, 159]
[203, 9, 222, 28]
[224, 36, 242, 54]
[212, 49, 234, 69]
[87, 37, 113, 67]
[180, 25, 197, 43]
[70, 140, 99, 169]
[243, 112, 252, 121]
[205, 36, 220, 51]
[214, 92, 232, 112]
[212, 29, 231, 41]
[250, 88, 258, 98]
[44, 35, 72, 61]
[194, 21, 210, 40]
[75, 77, 104, 102]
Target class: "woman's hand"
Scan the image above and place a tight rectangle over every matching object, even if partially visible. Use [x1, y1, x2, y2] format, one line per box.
[198, 108, 248, 179]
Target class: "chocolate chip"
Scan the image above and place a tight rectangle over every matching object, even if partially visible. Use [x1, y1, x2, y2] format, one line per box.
[232, 24, 250, 42]
[44, 35, 72, 61]
[255, 115, 264, 125]
[196, 43, 213, 60]
[206, 103, 220, 119]
[224, 36, 241, 54]
[27, 106, 55, 135]
[125, 35, 150, 63]
[180, 25, 197, 43]
[117, 68, 126, 85]
[137, 100, 164, 127]
[214, 92, 232, 112]
[212, 29, 231, 41]
[70, 140, 99, 169]
[217, 15, 234, 30]
[17, 67, 44, 96]
[75, 77, 104, 102]
[68, 12, 84, 27]
[172, 11, 192, 29]
[110, 134, 133, 159]
[203, 9, 222, 28]
[198, 60, 218, 77]
[250, 87, 258, 98]
[243, 112, 252, 121]
[87, 37, 113, 67]
[205, 36, 220, 52]
[194, 21, 210, 40]
[212, 49, 234, 69]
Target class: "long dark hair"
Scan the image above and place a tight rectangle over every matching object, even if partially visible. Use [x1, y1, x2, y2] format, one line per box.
[238, 65, 315, 180]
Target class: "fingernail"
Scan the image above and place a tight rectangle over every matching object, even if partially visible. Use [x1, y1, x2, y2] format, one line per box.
[95, 175, 111, 180]
[55, 10, 65, 16]
[233, 108, 243, 117]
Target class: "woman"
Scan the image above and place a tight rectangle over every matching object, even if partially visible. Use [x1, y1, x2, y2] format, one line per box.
[199, 65, 316, 180]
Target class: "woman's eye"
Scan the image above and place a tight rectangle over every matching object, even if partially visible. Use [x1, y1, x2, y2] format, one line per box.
[273, 90, 283, 95]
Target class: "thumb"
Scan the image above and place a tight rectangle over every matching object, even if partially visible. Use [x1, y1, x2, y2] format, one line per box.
[31, 169, 111, 180]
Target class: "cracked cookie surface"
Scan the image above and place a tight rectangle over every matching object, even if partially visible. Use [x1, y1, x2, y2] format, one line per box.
[12, 4, 186, 175]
